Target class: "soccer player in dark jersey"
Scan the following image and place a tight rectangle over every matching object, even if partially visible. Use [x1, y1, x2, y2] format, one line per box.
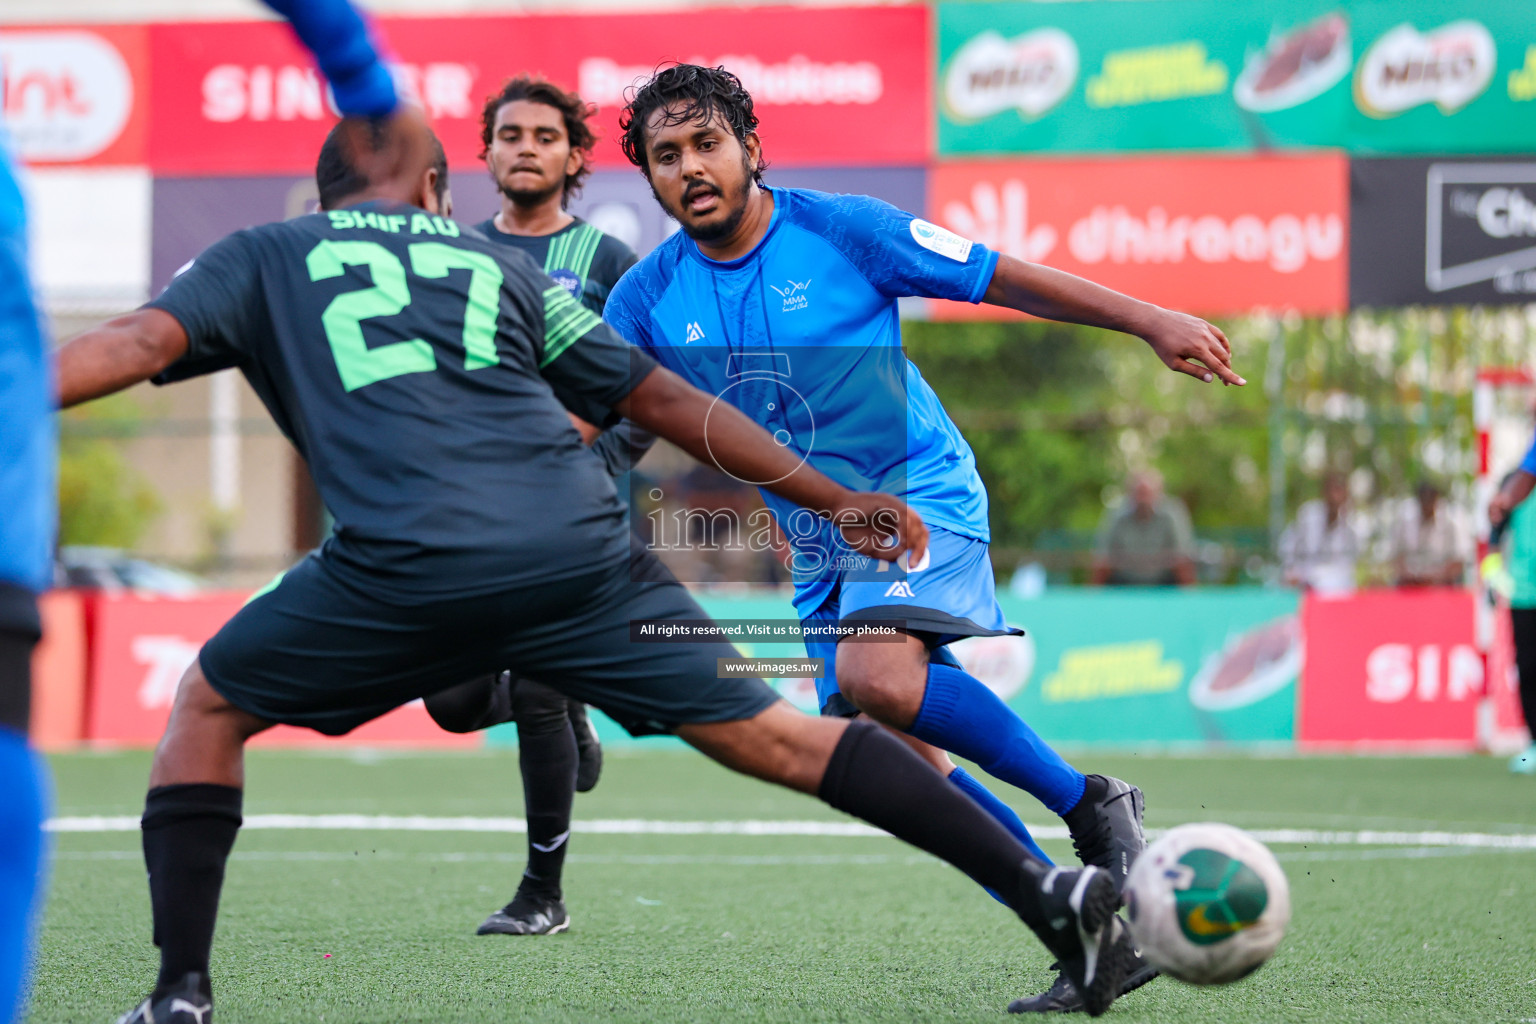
[418, 74, 648, 937]
[607, 64, 1245, 1014]
[56, 117, 1138, 1022]
[2, 2, 414, 1021]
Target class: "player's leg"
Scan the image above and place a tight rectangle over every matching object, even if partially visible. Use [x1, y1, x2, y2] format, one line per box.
[119, 661, 271, 1024]
[510, 560, 1133, 1015]
[0, 620, 47, 1024]
[118, 553, 516, 1022]
[806, 596, 1050, 865]
[834, 531, 1143, 885]
[1510, 608, 1536, 774]
[676, 703, 1133, 1015]
[568, 699, 603, 793]
[423, 671, 512, 733]
[476, 679, 577, 936]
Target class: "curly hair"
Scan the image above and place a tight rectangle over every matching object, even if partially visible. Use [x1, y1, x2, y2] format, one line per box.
[619, 64, 766, 184]
[479, 74, 596, 201]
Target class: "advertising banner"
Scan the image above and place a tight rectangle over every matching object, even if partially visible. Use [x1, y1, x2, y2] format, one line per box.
[996, 589, 1300, 746]
[31, 590, 88, 750]
[1484, 601, 1529, 750]
[84, 592, 480, 747]
[150, 165, 926, 294]
[148, 7, 928, 175]
[677, 588, 1301, 749]
[936, 0, 1536, 156]
[1296, 588, 1480, 747]
[930, 155, 1348, 317]
[0, 24, 148, 165]
[1351, 157, 1536, 307]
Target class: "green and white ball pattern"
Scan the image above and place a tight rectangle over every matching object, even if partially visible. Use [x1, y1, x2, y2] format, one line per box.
[1124, 823, 1291, 985]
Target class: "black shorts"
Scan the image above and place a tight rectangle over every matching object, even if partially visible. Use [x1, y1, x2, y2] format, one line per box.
[199, 550, 779, 737]
[0, 583, 39, 734]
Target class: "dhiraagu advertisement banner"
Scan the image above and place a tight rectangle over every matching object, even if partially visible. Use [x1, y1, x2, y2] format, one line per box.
[937, 0, 1536, 156]
[500, 588, 1300, 748]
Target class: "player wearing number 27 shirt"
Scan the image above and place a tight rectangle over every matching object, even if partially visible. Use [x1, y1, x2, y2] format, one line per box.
[152, 205, 635, 602]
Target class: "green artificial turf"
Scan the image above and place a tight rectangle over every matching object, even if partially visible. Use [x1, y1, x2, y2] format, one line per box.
[29, 749, 1536, 1023]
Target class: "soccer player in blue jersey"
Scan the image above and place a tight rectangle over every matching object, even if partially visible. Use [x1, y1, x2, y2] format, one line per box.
[606, 64, 1244, 1014]
[0, 112, 54, 1024]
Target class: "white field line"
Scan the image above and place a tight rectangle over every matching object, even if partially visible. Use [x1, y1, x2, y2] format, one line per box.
[42, 815, 1536, 850]
[47, 847, 1535, 867]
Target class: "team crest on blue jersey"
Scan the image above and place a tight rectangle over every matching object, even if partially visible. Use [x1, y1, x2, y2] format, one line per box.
[549, 268, 583, 298]
[770, 279, 811, 312]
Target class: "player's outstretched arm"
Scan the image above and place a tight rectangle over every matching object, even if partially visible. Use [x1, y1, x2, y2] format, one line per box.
[617, 367, 927, 563]
[54, 310, 188, 409]
[1490, 469, 1536, 526]
[982, 255, 1245, 386]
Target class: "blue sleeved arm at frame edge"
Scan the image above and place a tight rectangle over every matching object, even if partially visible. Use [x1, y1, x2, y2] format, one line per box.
[261, 0, 398, 116]
[1520, 434, 1536, 476]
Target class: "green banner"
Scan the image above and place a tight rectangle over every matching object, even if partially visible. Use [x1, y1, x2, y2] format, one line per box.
[500, 588, 1299, 748]
[994, 589, 1299, 746]
[937, 0, 1536, 156]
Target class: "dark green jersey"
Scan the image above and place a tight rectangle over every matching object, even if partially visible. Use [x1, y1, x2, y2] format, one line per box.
[474, 215, 652, 477]
[149, 200, 656, 598]
[474, 216, 637, 317]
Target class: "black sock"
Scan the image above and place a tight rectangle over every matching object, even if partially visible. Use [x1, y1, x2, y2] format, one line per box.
[512, 681, 576, 898]
[141, 784, 242, 996]
[817, 719, 1045, 918]
[1061, 774, 1110, 836]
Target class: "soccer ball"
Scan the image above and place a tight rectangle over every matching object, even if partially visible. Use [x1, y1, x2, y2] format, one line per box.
[1123, 823, 1291, 985]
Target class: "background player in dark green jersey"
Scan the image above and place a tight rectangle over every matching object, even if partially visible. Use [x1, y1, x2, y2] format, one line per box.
[420, 75, 651, 937]
[417, 73, 620, 933]
[56, 116, 1136, 1023]
[475, 74, 636, 316]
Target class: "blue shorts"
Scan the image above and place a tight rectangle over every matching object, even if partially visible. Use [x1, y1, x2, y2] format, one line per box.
[795, 526, 1020, 716]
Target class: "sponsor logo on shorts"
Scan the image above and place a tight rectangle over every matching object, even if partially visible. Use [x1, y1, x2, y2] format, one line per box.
[883, 580, 916, 598]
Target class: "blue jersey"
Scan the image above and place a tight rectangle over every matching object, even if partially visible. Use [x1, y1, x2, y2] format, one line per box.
[0, 141, 54, 602]
[1520, 431, 1536, 476]
[604, 187, 998, 570]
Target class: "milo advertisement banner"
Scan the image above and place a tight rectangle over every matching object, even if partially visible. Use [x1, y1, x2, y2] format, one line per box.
[938, 0, 1536, 156]
[993, 590, 1300, 746]
[566, 588, 1300, 748]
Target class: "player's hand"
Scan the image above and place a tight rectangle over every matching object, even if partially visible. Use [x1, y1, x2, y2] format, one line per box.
[336, 106, 437, 201]
[1489, 493, 1513, 528]
[1140, 309, 1245, 386]
[830, 492, 929, 565]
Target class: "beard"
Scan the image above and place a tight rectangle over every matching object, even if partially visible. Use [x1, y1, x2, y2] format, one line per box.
[660, 158, 755, 244]
[497, 175, 564, 209]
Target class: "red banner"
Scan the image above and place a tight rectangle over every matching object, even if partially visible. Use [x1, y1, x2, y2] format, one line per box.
[31, 590, 88, 750]
[147, 7, 929, 174]
[1296, 589, 1481, 748]
[1, 24, 148, 165]
[929, 154, 1349, 318]
[84, 593, 479, 748]
[1485, 602, 1529, 746]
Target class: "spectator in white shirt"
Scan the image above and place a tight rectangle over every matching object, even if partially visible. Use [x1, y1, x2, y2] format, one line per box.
[1391, 481, 1469, 587]
[1279, 472, 1365, 595]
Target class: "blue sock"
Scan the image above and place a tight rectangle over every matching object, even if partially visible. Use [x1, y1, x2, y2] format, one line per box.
[0, 728, 48, 1024]
[910, 662, 1086, 816]
[948, 766, 1052, 866]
